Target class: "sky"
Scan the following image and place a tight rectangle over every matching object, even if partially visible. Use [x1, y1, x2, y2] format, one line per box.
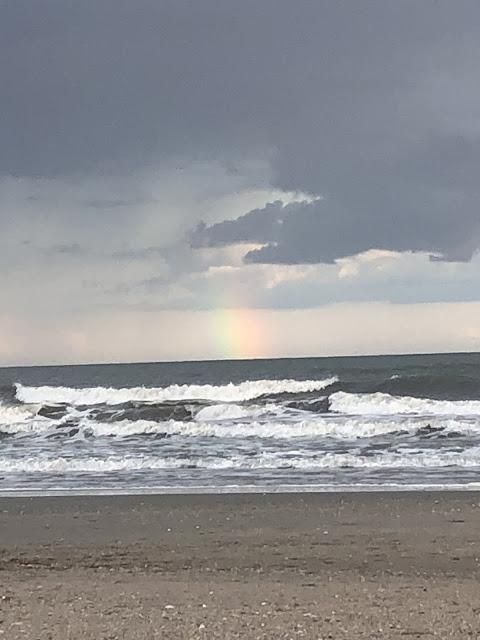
[1, 0, 480, 365]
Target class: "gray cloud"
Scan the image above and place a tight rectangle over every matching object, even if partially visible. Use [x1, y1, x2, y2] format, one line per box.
[2, 1, 480, 279]
[189, 190, 480, 264]
[49, 243, 83, 255]
[83, 199, 152, 210]
[189, 201, 289, 249]
[112, 247, 163, 261]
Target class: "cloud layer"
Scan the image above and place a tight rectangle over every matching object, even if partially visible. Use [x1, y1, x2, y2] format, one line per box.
[3, 1, 480, 263]
[1, 1, 480, 363]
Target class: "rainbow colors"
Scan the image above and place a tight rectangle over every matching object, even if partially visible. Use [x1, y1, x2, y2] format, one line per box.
[212, 307, 268, 359]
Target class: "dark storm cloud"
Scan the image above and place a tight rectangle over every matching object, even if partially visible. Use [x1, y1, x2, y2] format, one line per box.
[189, 201, 289, 249]
[2, 1, 480, 262]
[189, 193, 479, 265]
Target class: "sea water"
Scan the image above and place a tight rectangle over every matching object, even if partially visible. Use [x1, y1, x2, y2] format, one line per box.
[1, 352, 480, 495]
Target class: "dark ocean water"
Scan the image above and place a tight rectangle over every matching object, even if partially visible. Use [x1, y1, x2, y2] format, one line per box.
[1, 352, 480, 494]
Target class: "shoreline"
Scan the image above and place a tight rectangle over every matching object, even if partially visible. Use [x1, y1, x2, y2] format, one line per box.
[2, 491, 480, 638]
[2, 481, 480, 497]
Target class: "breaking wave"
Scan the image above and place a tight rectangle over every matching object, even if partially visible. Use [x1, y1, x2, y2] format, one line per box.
[0, 401, 39, 424]
[15, 377, 337, 406]
[329, 391, 480, 416]
[3, 353, 480, 493]
[3, 414, 479, 440]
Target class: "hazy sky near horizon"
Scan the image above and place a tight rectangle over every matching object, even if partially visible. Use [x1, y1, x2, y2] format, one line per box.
[1, 1, 480, 365]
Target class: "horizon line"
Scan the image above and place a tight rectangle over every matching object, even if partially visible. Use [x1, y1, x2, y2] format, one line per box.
[1, 348, 479, 370]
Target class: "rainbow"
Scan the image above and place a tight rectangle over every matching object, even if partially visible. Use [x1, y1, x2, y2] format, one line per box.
[212, 307, 268, 360]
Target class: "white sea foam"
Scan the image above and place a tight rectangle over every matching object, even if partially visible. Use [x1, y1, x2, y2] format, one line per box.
[2, 448, 480, 474]
[0, 402, 38, 424]
[0, 405, 87, 435]
[15, 377, 337, 406]
[193, 402, 295, 422]
[330, 391, 480, 417]
[0, 401, 60, 435]
[194, 403, 265, 422]
[0, 421, 54, 435]
[4, 412, 478, 439]
[83, 417, 334, 439]
[80, 415, 480, 440]
[4, 483, 480, 497]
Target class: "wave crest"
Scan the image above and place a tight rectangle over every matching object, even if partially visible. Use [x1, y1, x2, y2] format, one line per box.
[15, 377, 337, 406]
[329, 391, 480, 416]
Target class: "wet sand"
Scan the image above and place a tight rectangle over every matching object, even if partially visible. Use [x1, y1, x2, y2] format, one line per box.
[1, 492, 480, 638]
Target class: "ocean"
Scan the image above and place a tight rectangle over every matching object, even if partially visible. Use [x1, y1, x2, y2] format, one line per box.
[1, 352, 480, 495]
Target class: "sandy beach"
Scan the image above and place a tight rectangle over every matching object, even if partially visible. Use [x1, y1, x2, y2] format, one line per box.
[1, 492, 480, 638]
